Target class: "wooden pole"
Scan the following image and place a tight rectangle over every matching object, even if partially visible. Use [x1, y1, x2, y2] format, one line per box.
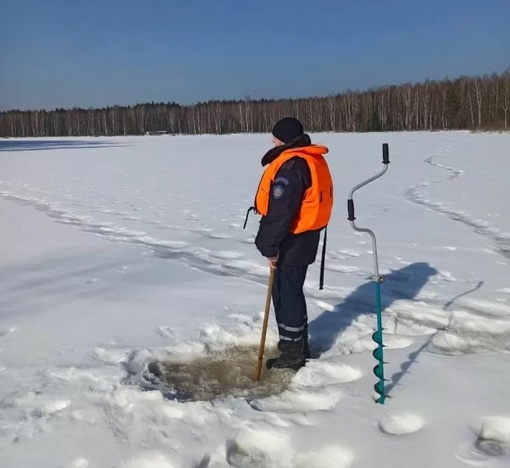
[255, 268, 275, 381]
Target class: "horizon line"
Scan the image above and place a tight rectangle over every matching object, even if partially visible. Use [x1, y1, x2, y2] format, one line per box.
[2, 67, 509, 114]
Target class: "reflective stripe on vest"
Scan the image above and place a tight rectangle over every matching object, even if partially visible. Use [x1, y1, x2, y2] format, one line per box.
[255, 145, 333, 234]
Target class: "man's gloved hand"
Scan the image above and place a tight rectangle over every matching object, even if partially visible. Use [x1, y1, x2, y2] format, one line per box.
[267, 254, 278, 270]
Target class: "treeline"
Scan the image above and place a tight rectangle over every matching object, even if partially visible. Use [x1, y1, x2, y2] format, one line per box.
[1, 70, 509, 138]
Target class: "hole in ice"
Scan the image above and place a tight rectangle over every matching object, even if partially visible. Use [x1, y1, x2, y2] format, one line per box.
[144, 345, 294, 402]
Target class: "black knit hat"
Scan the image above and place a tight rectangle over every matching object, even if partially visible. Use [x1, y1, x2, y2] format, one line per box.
[272, 117, 304, 144]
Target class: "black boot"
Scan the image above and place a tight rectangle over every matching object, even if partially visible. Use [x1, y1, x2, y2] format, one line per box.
[266, 339, 306, 371]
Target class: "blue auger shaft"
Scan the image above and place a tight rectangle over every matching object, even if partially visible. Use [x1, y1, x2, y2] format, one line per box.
[373, 280, 386, 404]
[347, 143, 390, 404]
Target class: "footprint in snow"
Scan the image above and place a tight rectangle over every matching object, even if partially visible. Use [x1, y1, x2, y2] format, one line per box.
[378, 413, 426, 435]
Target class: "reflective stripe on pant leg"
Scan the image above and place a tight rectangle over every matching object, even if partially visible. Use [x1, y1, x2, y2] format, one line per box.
[277, 324, 305, 341]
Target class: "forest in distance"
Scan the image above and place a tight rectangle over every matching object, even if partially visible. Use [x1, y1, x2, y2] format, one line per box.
[1, 69, 509, 138]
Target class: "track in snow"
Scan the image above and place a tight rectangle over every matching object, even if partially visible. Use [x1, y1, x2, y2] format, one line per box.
[404, 147, 510, 261]
[3, 179, 510, 362]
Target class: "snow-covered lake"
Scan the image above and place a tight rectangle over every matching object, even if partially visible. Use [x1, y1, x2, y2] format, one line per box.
[1, 131, 510, 467]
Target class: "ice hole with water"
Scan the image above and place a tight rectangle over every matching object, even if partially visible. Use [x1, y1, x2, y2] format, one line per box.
[143, 345, 295, 402]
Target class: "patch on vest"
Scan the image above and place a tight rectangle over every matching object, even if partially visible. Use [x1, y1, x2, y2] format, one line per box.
[272, 184, 285, 199]
[274, 176, 289, 186]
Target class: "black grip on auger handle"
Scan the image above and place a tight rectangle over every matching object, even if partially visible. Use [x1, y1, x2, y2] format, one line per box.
[382, 143, 390, 164]
[347, 199, 355, 221]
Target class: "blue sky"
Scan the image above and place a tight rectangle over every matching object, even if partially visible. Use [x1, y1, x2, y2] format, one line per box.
[1, 0, 508, 111]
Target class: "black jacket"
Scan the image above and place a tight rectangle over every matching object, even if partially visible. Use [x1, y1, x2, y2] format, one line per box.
[254, 134, 322, 266]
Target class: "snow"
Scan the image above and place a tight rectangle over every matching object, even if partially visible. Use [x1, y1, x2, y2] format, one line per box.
[0, 131, 510, 467]
[378, 412, 426, 435]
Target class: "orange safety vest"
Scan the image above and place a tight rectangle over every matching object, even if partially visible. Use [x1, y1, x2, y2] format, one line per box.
[254, 145, 334, 234]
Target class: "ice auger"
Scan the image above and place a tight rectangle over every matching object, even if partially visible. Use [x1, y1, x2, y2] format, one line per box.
[347, 143, 390, 404]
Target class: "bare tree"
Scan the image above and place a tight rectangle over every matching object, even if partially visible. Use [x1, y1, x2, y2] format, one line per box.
[2, 70, 509, 138]
[502, 79, 510, 130]
[472, 78, 484, 128]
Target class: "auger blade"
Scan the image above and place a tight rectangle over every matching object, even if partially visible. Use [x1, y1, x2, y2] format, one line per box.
[374, 380, 385, 395]
[373, 363, 384, 379]
[372, 346, 384, 361]
[372, 330, 383, 343]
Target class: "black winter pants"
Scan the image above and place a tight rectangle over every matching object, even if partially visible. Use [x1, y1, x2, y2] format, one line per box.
[271, 264, 308, 343]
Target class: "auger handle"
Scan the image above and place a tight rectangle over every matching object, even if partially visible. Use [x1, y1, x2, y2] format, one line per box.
[347, 143, 389, 223]
[347, 199, 355, 222]
[382, 143, 390, 165]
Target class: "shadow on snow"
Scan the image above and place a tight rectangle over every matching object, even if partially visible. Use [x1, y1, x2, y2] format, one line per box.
[309, 262, 439, 357]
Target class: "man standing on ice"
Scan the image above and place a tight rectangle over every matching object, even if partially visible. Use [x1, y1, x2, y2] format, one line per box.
[254, 117, 333, 370]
